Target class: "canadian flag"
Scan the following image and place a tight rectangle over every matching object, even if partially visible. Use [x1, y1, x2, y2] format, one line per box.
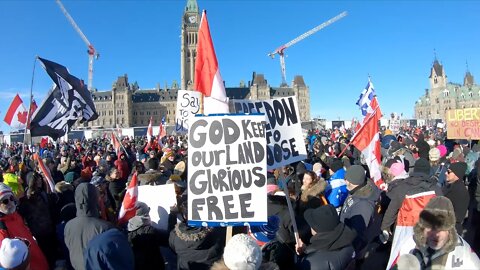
[351, 97, 386, 190]
[194, 10, 229, 115]
[4, 94, 28, 129]
[118, 172, 138, 224]
[387, 191, 436, 269]
[146, 116, 153, 144]
[158, 116, 166, 139]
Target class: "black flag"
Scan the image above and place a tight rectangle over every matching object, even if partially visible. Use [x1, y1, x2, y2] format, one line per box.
[30, 57, 98, 140]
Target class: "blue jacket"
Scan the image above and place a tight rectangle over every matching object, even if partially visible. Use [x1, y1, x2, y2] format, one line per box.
[84, 228, 134, 270]
[324, 168, 348, 208]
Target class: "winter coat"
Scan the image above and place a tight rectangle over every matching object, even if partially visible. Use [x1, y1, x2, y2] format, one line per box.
[64, 183, 114, 270]
[381, 171, 410, 231]
[324, 168, 348, 208]
[398, 234, 480, 269]
[442, 180, 469, 234]
[84, 228, 135, 270]
[297, 223, 357, 270]
[128, 223, 168, 270]
[108, 178, 127, 209]
[339, 179, 380, 253]
[2, 172, 24, 198]
[18, 191, 55, 240]
[298, 180, 328, 215]
[115, 153, 130, 181]
[169, 223, 225, 270]
[0, 212, 49, 270]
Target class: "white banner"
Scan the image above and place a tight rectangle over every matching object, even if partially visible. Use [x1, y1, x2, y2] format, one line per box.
[232, 96, 307, 169]
[188, 114, 267, 226]
[137, 184, 177, 231]
[175, 90, 201, 134]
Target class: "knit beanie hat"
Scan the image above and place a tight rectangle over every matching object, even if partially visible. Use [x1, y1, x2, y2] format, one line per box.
[0, 183, 13, 200]
[0, 238, 29, 269]
[329, 159, 343, 173]
[417, 196, 455, 231]
[449, 162, 467, 180]
[413, 158, 430, 175]
[223, 234, 262, 270]
[90, 175, 107, 187]
[345, 165, 366, 185]
[429, 148, 440, 162]
[304, 204, 340, 233]
[386, 159, 405, 177]
[312, 162, 322, 177]
[437, 145, 447, 158]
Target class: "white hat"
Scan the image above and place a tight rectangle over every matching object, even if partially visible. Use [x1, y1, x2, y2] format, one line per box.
[0, 238, 29, 269]
[0, 183, 13, 199]
[223, 234, 262, 270]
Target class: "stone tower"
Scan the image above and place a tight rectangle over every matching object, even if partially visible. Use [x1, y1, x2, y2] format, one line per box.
[181, 0, 200, 90]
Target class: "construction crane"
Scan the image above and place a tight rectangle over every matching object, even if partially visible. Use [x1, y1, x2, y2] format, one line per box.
[55, 0, 99, 91]
[268, 11, 347, 87]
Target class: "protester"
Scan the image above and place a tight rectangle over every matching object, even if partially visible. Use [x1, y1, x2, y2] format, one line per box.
[127, 202, 167, 270]
[324, 158, 348, 208]
[340, 165, 381, 255]
[0, 238, 30, 270]
[0, 183, 49, 270]
[442, 162, 469, 234]
[297, 204, 356, 269]
[396, 196, 480, 268]
[64, 182, 114, 270]
[84, 228, 135, 270]
[211, 233, 263, 270]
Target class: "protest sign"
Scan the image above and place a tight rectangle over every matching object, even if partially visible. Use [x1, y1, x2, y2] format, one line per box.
[188, 114, 267, 227]
[389, 119, 401, 134]
[232, 96, 307, 169]
[446, 108, 480, 140]
[137, 184, 177, 231]
[175, 90, 201, 134]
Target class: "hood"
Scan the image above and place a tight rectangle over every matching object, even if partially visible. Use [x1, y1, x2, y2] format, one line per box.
[306, 223, 357, 252]
[75, 182, 100, 218]
[351, 179, 380, 202]
[174, 222, 212, 243]
[300, 180, 327, 203]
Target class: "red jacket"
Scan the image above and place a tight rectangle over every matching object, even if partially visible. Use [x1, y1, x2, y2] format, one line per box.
[0, 212, 49, 270]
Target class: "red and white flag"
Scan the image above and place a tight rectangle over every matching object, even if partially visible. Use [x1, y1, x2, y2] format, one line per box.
[194, 10, 229, 115]
[351, 97, 386, 190]
[26, 99, 38, 129]
[4, 94, 28, 129]
[387, 191, 436, 269]
[146, 116, 153, 144]
[33, 153, 56, 194]
[118, 172, 138, 224]
[158, 116, 166, 139]
[111, 132, 121, 154]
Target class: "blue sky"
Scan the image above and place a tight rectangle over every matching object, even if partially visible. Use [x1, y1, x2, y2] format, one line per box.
[0, 0, 479, 133]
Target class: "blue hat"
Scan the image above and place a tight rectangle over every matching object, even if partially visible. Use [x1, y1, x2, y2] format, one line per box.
[90, 175, 107, 187]
[249, 215, 280, 244]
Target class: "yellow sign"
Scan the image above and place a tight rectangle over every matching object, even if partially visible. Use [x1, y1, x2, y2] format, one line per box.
[446, 108, 480, 139]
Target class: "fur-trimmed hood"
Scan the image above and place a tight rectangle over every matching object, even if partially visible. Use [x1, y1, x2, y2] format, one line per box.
[300, 180, 327, 203]
[174, 222, 212, 242]
[55, 181, 74, 193]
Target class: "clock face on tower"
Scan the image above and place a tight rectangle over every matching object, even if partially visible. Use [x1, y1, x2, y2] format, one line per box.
[188, 15, 196, 23]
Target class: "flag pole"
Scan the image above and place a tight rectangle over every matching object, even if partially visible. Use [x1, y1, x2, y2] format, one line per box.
[23, 57, 38, 159]
[112, 128, 130, 159]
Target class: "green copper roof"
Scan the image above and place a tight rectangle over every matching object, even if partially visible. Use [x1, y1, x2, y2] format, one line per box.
[185, 0, 198, 12]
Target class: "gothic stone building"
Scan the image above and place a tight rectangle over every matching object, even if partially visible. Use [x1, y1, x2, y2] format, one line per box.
[415, 59, 479, 121]
[87, 0, 310, 129]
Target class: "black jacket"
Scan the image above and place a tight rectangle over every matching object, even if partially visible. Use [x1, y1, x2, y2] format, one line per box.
[339, 180, 380, 253]
[128, 224, 168, 270]
[169, 223, 225, 270]
[381, 172, 442, 232]
[297, 223, 356, 270]
[442, 180, 469, 233]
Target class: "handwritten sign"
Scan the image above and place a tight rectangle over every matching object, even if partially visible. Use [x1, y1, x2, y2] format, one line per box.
[232, 96, 307, 169]
[188, 114, 267, 227]
[446, 108, 480, 140]
[175, 90, 201, 134]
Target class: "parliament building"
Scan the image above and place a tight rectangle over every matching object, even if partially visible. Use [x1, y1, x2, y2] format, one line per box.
[415, 59, 480, 121]
[86, 0, 310, 129]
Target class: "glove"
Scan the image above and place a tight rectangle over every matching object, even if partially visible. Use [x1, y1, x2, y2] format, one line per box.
[379, 230, 391, 244]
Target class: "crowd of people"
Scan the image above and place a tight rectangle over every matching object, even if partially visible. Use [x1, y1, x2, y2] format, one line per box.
[0, 125, 479, 270]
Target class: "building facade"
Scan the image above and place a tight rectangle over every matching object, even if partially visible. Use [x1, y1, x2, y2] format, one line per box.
[415, 59, 479, 121]
[87, 0, 310, 129]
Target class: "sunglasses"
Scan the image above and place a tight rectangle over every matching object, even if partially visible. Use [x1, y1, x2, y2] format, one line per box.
[1, 195, 14, 205]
